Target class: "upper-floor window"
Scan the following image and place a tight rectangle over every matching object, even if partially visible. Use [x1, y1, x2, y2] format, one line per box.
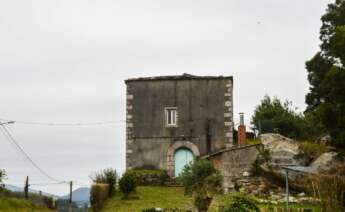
[165, 107, 178, 127]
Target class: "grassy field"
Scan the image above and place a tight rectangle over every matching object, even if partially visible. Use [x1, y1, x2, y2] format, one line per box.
[101, 186, 321, 212]
[102, 186, 193, 212]
[0, 196, 54, 212]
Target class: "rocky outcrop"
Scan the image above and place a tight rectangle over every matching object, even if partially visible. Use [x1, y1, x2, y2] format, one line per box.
[309, 152, 338, 172]
[260, 133, 309, 167]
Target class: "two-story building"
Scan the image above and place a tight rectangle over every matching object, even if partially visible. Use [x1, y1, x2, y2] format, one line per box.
[125, 73, 234, 177]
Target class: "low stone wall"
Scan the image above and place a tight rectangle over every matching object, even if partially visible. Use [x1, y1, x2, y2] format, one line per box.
[208, 144, 262, 192]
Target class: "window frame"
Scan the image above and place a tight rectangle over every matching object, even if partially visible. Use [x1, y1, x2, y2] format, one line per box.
[165, 107, 178, 127]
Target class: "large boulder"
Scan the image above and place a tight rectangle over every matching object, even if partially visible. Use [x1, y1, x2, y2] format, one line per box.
[309, 152, 338, 172]
[260, 133, 309, 166]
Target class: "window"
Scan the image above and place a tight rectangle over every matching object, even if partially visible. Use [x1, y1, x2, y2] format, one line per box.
[165, 107, 178, 127]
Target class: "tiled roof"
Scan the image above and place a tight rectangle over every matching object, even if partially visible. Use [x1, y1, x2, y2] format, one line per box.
[125, 73, 233, 83]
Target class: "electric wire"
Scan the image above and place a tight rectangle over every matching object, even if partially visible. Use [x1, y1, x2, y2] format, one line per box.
[0, 118, 125, 126]
[0, 125, 67, 184]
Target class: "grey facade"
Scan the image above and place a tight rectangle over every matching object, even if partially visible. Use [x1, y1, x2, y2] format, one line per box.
[125, 74, 234, 176]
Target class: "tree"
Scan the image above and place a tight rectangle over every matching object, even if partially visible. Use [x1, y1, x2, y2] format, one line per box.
[251, 95, 306, 139]
[179, 159, 222, 212]
[118, 172, 137, 199]
[90, 168, 117, 197]
[0, 169, 5, 184]
[305, 0, 345, 147]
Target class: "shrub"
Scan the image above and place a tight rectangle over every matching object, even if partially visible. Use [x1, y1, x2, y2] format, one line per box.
[90, 183, 109, 211]
[179, 159, 222, 212]
[42, 196, 54, 209]
[223, 194, 259, 212]
[0, 169, 6, 184]
[119, 172, 137, 199]
[126, 169, 170, 186]
[250, 147, 271, 176]
[299, 141, 328, 160]
[90, 168, 117, 197]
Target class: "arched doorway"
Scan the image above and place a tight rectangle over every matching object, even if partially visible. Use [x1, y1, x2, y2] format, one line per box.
[166, 141, 200, 177]
[174, 148, 194, 177]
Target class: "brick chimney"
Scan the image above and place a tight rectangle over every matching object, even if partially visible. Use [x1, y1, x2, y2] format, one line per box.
[238, 113, 246, 145]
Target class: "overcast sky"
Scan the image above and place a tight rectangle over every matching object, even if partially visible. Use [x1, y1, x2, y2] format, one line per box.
[0, 0, 332, 195]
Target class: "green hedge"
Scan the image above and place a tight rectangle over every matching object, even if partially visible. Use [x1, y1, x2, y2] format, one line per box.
[90, 183, 109, 211]
[126, 169, 170, 186]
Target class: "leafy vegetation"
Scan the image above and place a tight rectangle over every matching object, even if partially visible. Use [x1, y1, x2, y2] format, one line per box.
[223, 194, 259, 212]
[307, 174, 345, 212]
[90, 183, 110, 211]
[119, 172, 137, 199]
[179, 159, 222, 212]
[0, 169, 5, 184]
[305, 0, 345, 148]
[90, 168, 117, 197]
[126, 169, 169, 186]
[250, 147, 271, 176]
[0, 196, 53, 212]
[299, 141, 328, 160]
[251, 95, 308, 139]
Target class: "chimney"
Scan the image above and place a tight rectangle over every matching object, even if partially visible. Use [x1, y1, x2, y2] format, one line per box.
[238, 113, 246, 145]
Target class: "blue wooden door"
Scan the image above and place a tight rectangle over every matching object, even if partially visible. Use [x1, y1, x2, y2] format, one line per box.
[174, 148, 194, 177]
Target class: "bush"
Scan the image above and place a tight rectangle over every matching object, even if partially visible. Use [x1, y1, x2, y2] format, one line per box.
[250, 147, 271, 176]
[119, 172, 137, 199]
[0, 169, 6, 184]
[179, 159, 222, 212]
[42, 196, 54, 209]
[299, 141, 328, 160]
[90, 183, 109, 211]
[90, 168, 117, 197]
[223, 194, 259, 212]
[126, 169, 169, 186]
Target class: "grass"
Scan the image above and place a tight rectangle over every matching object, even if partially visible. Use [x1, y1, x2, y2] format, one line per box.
[247, 138, 262, 145]
[299, 141, 328, 160]
[101, 186, 321, 212]
[0, 196, 54, 212]
[102, 186, 192, 212]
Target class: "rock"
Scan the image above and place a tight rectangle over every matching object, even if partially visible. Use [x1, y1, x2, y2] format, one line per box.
[279, 196, 297, 203]
[318, 135, 331, 145]
[309, 152, 338, 172]
[298, 192, 306, 197]
[242, 171, 250, 177]
[260, 133, 309, 166]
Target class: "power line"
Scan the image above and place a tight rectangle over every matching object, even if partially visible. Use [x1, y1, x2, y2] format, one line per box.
[0, 118, 125, 126]
[0, 125, 67, 184]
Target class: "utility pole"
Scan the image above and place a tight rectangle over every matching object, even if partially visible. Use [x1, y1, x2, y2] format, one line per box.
[24, 176, 29, 199]
[69, 181, 73, 204]
[69, 181, 73, 212]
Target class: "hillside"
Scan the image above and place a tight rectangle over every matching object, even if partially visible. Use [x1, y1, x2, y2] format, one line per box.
[60, 187, 90, 205]
[0, 196, 54, 212]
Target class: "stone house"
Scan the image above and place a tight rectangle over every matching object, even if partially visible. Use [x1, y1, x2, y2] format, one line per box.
[125, 73, 259, 191]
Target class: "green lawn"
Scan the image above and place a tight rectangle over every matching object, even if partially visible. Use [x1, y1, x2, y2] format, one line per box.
[101, 186, 321, 212]
[0, 196, 54, 212]
[102, 186, 193, 212]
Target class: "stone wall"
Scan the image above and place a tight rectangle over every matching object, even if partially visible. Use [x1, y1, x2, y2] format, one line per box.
[209, 144, 261, 192]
